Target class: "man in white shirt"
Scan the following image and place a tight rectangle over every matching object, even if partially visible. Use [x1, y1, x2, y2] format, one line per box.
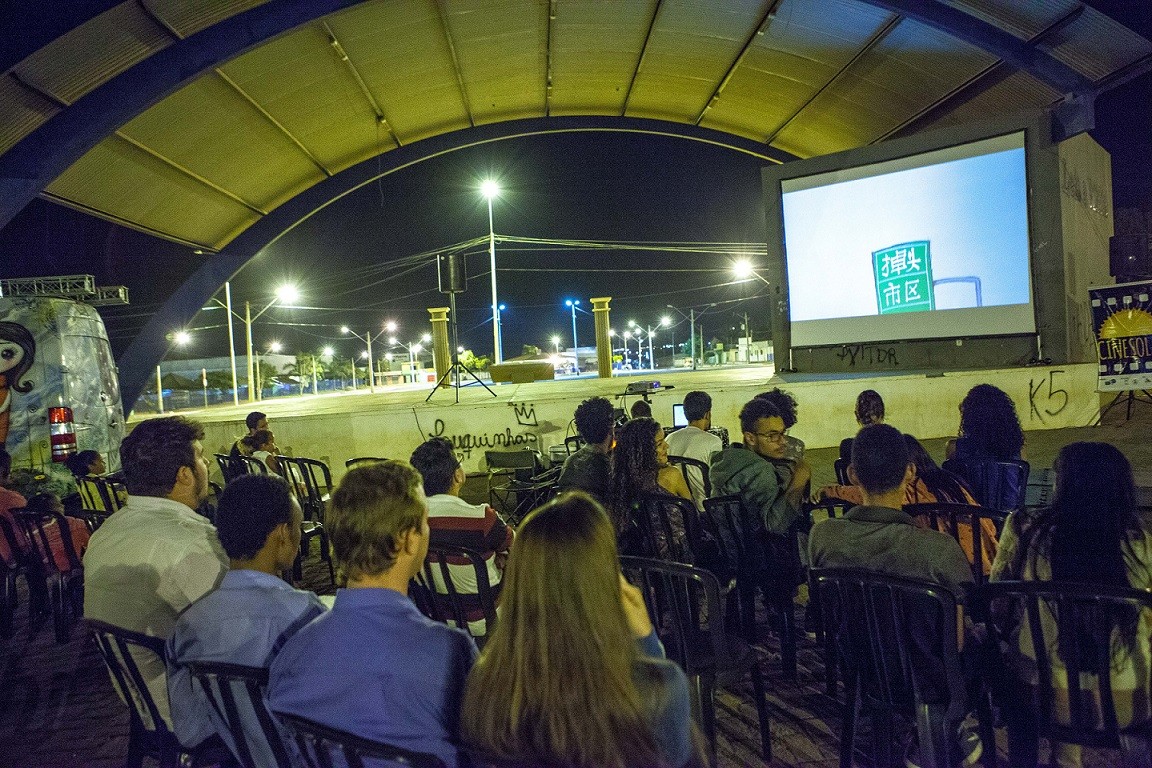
[84, 416, 228, 736]
[666, 390, 723, 510]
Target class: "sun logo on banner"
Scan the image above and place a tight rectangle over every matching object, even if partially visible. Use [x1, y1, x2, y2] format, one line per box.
[1100, 308, 1152, 338]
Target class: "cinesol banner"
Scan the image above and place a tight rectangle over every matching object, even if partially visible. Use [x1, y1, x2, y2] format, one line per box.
[1090, 279, 1152, 392]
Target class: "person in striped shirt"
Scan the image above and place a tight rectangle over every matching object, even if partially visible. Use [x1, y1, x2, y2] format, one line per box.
[410, 438, 515, 637]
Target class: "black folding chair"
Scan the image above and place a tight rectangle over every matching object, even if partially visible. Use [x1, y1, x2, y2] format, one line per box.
[668, 455, 712, 505]
[563, 435, 586, 455]
[276, 712, 446, 768]
[215, 453, 253, 483]
[0, 516, 21, 637]
[77, 475, 125, 512]
[833, 457, 851, 485]
[410, 543, 497, 646]
[485, 449, 545, 521]
[14, 507, 84, 643]
[979, 580, 1152, 767]
[904, 502, 1005, 586]
[621, 556, 772, 765]
[89, 619, 223, 768]
[634, 492, 699, 564]
[943, 457, 1029, 513]
[277, 456, 334, 585]
[186, 661, 294, 768]
[703, 494, 799, 678]
[810, 567, 992, 768]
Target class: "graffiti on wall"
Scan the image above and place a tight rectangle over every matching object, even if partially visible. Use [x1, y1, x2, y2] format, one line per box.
[835, 344, 899, 367]
[1028, 369, 1068, 423]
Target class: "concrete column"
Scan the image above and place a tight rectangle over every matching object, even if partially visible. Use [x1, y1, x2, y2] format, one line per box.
[591, 296, 612, 379]
[428, 307, 450, 386]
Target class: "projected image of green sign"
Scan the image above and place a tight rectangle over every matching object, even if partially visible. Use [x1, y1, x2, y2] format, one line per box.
[873, 241, 933, 315]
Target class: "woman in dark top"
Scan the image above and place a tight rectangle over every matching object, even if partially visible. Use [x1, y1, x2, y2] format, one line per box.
[609, 418, 691, 556]
[461, 492, 697, 768]
[947, 383, 1025, 463]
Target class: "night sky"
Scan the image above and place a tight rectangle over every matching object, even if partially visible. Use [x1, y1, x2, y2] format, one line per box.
[0, 0, 1149, 367]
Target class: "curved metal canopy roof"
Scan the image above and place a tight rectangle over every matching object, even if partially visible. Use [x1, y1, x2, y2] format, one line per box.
[1, 0, 1150, 407]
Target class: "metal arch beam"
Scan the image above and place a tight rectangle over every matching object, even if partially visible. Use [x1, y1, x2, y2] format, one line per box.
[115, 116, 797, 410]
[855, 0, 1094, 95]
[0, 0, 376, 234]
[0, 0, 124, 75]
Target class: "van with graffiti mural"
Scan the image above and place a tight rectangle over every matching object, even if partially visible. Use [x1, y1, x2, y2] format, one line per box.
[0, 296, 125, 472]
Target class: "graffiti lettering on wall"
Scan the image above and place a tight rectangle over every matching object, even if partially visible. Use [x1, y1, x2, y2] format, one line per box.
[512, 402, 538, 427]
[428, 418, 539, 460]
[1028, 369, 1068, 423]
[835, 344, 899, 367]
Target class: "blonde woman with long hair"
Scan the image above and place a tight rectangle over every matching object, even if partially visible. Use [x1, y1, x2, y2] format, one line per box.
[461, 491, 698, 768]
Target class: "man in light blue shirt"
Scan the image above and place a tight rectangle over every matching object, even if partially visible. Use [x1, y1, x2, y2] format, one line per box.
[167, 473, 326, 761]
[268, 461, 477, 768]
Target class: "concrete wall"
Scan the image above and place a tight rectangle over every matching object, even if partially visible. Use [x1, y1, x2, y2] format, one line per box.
[172, 364, 1100, 483]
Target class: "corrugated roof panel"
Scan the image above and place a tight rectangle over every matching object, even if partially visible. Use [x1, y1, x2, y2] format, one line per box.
[549, 0, 657, 116]
[445, 0, 548, 122]
[46, 137, 260, 249]
[217, 23, 385, 174]
[117, 75, 326, 212]
[1039, 5, 1152, 83]
[328, 0, 472, 143]
[700, 0, 900, 140]
[147, 0, 270, 38]
[774, 17, 999, 154]
[913, 69, 1061, 133]
[0, 77, 60, 157]
[627, 0, 771, 122]
[940, 0, 1077, 41]
[10, 3, 172, 104]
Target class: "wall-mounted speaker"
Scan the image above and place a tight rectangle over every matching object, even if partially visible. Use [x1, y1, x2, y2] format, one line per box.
[437, 253, 467, 293]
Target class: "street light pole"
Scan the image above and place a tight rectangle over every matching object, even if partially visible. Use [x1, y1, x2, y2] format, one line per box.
[482, 181, 502, 364]
[225, 282, 239, 405]
[565, 299, 580, 373]
[245, 301, 254, 403]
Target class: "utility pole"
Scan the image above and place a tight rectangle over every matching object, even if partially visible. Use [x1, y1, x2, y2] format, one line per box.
[245, 301, 255, 403]
[689, 309, 696, 371]
[744, 311, 751, 362]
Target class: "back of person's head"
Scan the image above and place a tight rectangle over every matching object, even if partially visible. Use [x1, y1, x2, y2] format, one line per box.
[902, 433, 968, 503]
[24, 492, 63, 514]
[682, 391, 712, 423]
[608, 417, 661, 530]
[409, 437, 460, 496]
[855, 390, 885, 426]
[573, 397, 614, 444]
[66, 450, 101, 478]
[851, 424, 909, 495]
[246, 411, 267, 431]
[739, 396, 782, 435]
[757, 388, 798, 428]
[327, 461, 425, 581]
[629, 400, 652, 419]
[958, 384, 1023, 461]
[461, 491, 663, 768]
[243, 429, 274, 452]
[119, 416, 204, 497]
[215, 474, 295, 560]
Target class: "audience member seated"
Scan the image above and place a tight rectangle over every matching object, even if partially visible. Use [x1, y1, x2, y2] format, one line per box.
[817, 434, 997, 573]
[945, 383, 1025, 464]
[609, 417, 692, 557]
[461, 491, 697, 768]
[229, 411, 267, 459]
[166, 473, 325, 754]
[268, 461, 477, 768]
[838, 389, 885, 463]
[990, 441, 1152, 768]
[629, 399, 653, 419]
[242, 429, 280, 474]
[665, 390, 723, 511]
[558, 397, 615, 503]
[84, 416, 227, 732]
[757, 388, 805, 462]
[809, 423, 980, 766]
[409, 437, 515, 635]
[0, 451, 90, 576]
[67, 449, 127, 510]
[66, 449, 105, 479]
[20, 492, 91, 572]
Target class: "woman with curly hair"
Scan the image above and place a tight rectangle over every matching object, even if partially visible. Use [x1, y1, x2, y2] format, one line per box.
[608, 417, 691, 556]
[461, 492, 699, 768]
[947, 383, 1025, 463]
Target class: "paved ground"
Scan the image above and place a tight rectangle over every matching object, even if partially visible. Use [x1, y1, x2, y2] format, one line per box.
[1, 401, 1147, 767]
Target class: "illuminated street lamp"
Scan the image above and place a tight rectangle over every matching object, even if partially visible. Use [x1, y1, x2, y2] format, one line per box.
[242, 285, 299, 403]
[481, 180, 503, 364]
[389, 334, 431, 384]
[342, 320, 397, 393]
[732, 258, 771, 287]
[551, 334, 561, 355]
[564, 299, 583, 373]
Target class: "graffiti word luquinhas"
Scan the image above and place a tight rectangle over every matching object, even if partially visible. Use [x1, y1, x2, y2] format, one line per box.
[836, 344, 899, 367]
[428, 418, 539, 459]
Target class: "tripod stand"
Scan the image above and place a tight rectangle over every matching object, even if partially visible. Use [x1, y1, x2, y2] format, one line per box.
[1096, 388, 1152, 423]
[427, 290, 496, 403]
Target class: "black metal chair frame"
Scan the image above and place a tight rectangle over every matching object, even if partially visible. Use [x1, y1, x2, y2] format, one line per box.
[0, 516, 22, 637]
[276, 711, 446, 768]
[943, 457, 1029, 513]
[77, 475, 126, 512]
[277, 455, 335, 585]
[621, 555, 773, 765]
[410, 543, 498, 644]
[214, 452, 251, 483]
[978, 580, 1152, 765]
[703, 494, 798, 679]
[14, 507, 84, 643]
[563, 435, 586, 455]
[833, 457, 851, 486]
[186, 661, 295, 768]
[634, 492, 699, 565]
[667, 455, 712, 503]
[810, 567, 990, 768]
[484, 449, 545, 522]
[904, 502, 1006, 586]
[802, 498, 853, 693]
